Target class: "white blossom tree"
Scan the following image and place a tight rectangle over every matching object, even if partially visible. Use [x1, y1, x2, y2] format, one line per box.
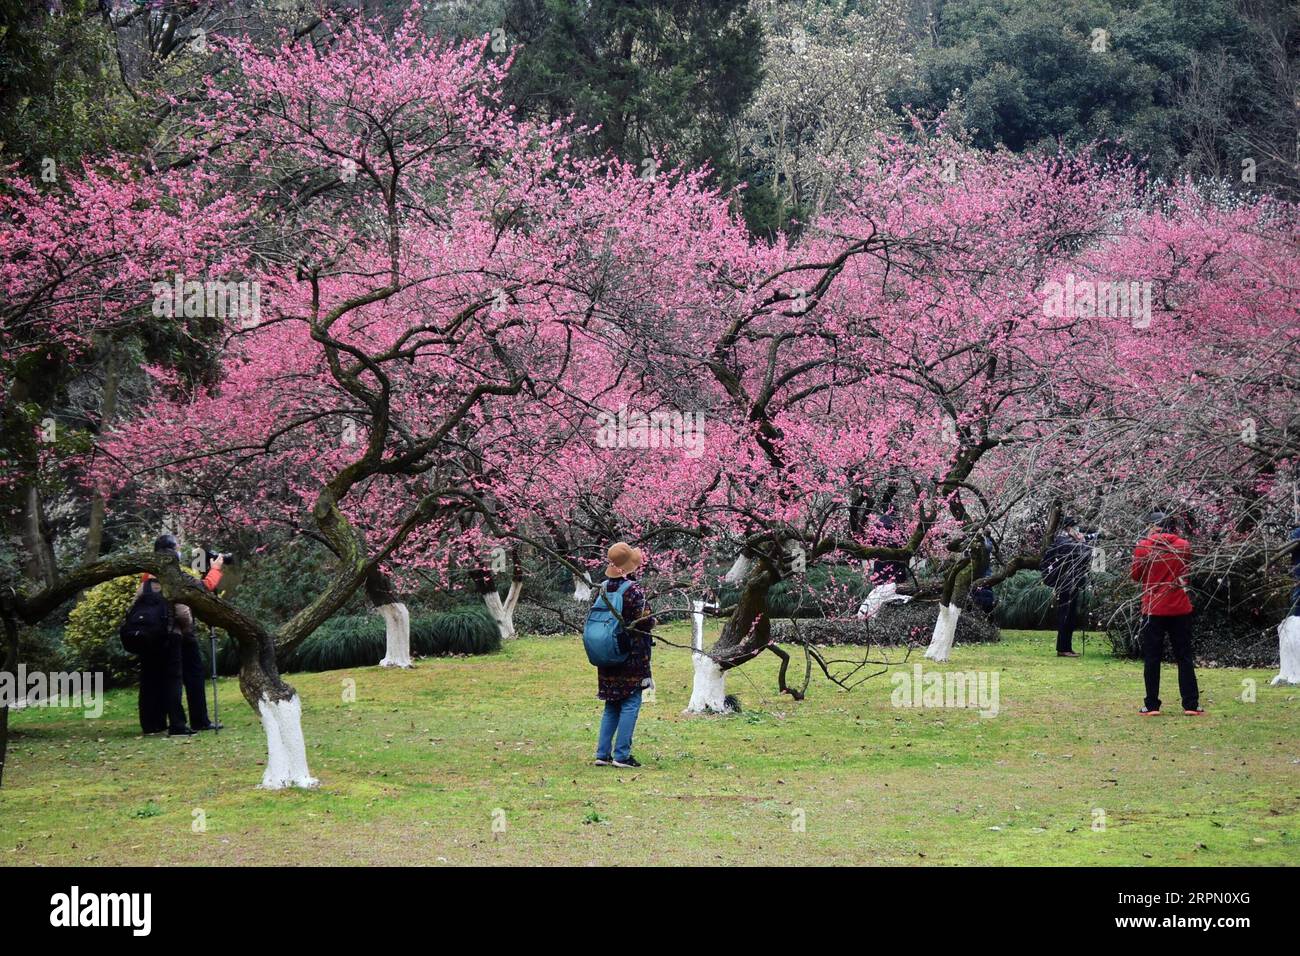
[737, 0, 912, 225]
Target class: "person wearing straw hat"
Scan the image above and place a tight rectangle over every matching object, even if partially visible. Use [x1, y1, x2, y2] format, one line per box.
[593, 542, 655, 768]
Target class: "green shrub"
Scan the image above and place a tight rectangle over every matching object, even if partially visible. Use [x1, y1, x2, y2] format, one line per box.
[411, 606, 500, 656]
[993, 570, 1056, 630]
[63, 575, 140, 685]
[212, 634, 240, 677]
[277, 605, 500, 673]
[279, 615, 383, 672]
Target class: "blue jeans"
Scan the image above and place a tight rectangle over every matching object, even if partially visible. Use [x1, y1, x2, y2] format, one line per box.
[596, 690, 643, 762]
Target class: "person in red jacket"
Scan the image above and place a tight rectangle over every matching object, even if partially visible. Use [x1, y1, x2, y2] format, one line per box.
[1130, 512, 1201, 716]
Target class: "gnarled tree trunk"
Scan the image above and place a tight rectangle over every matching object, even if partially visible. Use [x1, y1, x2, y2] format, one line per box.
[685, 559, 778, 713]
[19, 487, 58, 591]
[475, 558, 523, 642]
[159, 560, 319, 790]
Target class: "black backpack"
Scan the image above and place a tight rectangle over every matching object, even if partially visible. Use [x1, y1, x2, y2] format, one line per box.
[970, 585, 998, 613]
[119, 584, 171, 655]
[1042, 537, 1085, 593]
[1040, 541, 1065, 590]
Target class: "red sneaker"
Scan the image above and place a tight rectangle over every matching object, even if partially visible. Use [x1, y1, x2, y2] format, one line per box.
[1183, 708, 1205, 716]
[1138, 706, 1161, 716]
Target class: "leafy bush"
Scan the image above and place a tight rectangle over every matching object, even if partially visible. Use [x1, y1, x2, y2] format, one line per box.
[279, 615, 384, 673]
[63, 575, 140, 685]
[18, 625, 70, 676]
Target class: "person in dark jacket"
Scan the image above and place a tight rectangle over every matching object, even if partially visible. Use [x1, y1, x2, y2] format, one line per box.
[172, 601, 221, 732]
[969, 532, 998, 614]
[1042, 517, 1093, 657]
[1130, 511, 1200, 716]
[869, 510, 909, 586]
[137, 535, 223, 736]
[594, 542, 654, 768]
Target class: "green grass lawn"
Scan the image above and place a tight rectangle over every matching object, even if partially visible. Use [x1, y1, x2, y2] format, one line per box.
[1, 626, 1296, 866]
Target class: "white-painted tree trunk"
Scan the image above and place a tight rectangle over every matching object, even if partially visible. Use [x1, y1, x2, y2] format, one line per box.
[572, 572, 593, 603]
[684, 653, 728, 714]
[723, 553, 753, 585]
[683, 599, 729, 713]
[923, 604, 962, 663]
[1270, 616, 1300, 686]
[257, 694, 318, 790]
[377, 602, 412, 668]
[483, 580, 523, 641]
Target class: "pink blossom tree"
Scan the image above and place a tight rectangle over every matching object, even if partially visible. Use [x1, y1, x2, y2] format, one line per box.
[4, 7, 1296, 797]
[1054, 187, 1300, 654]
[0, 157, 244, 785]
[523, 139, 1150, 706]
[89, 9, 742, 783]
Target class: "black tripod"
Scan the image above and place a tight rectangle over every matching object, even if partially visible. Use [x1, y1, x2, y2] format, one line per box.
[208, 624, 220, 734]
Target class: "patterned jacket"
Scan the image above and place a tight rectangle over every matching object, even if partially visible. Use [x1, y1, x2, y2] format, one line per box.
[596, 576, 654, 701]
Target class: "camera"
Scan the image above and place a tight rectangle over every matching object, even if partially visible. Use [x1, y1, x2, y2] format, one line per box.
[203, 549, 236, 567]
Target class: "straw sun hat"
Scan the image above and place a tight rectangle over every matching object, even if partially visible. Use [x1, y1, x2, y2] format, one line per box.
[604, 542, 644, 578]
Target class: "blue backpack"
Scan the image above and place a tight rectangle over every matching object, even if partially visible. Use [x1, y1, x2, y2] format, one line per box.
[583, 580, 632, 667]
